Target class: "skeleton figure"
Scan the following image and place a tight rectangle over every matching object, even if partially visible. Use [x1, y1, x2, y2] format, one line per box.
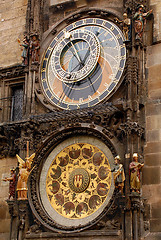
[115, 13, 131, 41]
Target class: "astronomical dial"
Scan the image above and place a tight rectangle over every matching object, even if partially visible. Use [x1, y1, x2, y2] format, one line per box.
[41, 18, 126, 110]
[51, 29, 100, 83]
[39, 136, 115, 230]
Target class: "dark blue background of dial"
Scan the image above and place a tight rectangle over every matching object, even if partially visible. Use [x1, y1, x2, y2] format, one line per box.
[61, 63, 102, 101]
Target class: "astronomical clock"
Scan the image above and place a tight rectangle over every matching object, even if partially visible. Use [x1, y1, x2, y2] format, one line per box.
[39, 18, 126, 110]
[30, 13, 127, 234]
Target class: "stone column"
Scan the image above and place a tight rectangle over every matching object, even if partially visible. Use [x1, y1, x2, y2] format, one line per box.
[7, 200, 19, 240]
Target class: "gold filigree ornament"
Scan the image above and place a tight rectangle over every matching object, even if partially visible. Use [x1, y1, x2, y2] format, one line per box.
[46, 143, 112, 219]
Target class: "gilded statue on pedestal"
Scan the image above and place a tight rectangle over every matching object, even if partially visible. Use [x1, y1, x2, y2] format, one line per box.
[115, 13, 131, 41]
[129, 153, 144, 193]
[16, 142, 35, 200]
[111, 155, 125, 194]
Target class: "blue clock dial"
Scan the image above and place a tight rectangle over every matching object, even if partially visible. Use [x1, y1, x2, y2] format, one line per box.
[41, 18, 126, 110]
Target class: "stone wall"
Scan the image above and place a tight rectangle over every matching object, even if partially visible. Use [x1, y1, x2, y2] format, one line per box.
[143, 0, 161, 232]
[150, 0, 161, 42]
[0, 0, 28, 68]
[0, 0, 28, 233]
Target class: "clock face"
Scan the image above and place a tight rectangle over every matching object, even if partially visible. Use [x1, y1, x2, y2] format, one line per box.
[41, 18, 126, 110]
[39, 136, 115, 230]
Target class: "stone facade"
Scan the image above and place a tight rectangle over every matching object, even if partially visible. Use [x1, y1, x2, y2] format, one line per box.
[0, 0, 28, 68]
[142, 1, 161, 234]
[0, 1, 27, 239]
[0, 0, 161, 239]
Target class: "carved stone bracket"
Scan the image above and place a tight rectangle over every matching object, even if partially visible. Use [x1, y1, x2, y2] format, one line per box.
[6, 200, 19, 218]
[125, 56, 138, 85]
[130, 195, 141, 210]
[65, 8, 120, 24]
[0, 101, 127, 158]
[0, 124, 21, 158]
[0, 65, 25, 80]
[120, 121, 144, 136]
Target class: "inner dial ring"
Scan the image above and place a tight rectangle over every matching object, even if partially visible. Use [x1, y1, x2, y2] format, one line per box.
[44, 142, 112, 220]
[51, 29, 100, 83]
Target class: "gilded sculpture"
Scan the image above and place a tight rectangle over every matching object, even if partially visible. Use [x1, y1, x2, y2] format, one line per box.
[115, 13, 131, 41]
[111, 155, 125, 194]
[129, 153, 144, 193]
[16, 142, 35, 200]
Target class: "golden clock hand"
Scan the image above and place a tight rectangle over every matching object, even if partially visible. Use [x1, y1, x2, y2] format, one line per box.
[75, 46, 90, 71]
[70, 41, 82, 64]
[72, 46, 90, 72]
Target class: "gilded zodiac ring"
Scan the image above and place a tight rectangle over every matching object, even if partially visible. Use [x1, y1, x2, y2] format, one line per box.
[45, 143, 112, 219]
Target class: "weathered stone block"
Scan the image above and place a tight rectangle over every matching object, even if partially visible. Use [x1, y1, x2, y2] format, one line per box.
[142, 185, 161, 204]
[147, 115, 161, 130]
[144, 153, 161, 166]
[0, 233, 9, 240]
[149, 89, 161, 99]
[150, 219, 161, 232]
[144, 142, 161, 154]
[0, 0, 27, 68]
[151, 200, 161, 218]
[146, 116, 158, 131]
[150, 1, 161, 42]
[0, 202, 8, 219]
[0, 219, 10, 233]
[13, 0, 28, 8]
[146, 130, 160, 142]
[147, 43, 161, 67]
[142, 166, 160, 185]
[0, 187, 9, 200]
[145, 102, 161, 116]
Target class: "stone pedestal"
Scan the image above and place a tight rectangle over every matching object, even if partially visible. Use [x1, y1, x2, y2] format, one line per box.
[25, 230, 121, 240]
[7, 200, 29, 240]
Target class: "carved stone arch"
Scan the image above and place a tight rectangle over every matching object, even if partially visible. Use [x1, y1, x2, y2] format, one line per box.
[40, 7, 123, 49]
[28, 124, 123, 233]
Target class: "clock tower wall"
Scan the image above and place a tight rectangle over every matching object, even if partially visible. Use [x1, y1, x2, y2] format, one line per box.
[0, 0, 28, 68]
[1, 0, 161, 239]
